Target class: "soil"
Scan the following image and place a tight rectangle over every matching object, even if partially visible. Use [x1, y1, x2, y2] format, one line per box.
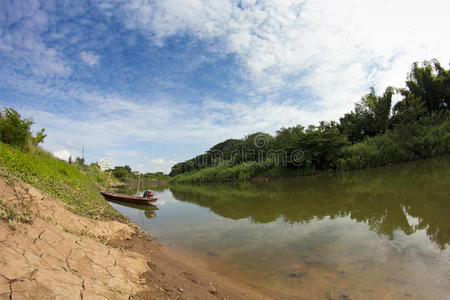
[0, 172, 277, 300]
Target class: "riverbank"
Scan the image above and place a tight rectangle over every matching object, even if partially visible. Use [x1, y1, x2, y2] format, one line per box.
[0, 169, 280, 299]
[0, 141, 278, 299]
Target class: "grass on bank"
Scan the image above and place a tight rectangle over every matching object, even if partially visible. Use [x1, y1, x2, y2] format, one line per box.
[0, 142, 126, 222]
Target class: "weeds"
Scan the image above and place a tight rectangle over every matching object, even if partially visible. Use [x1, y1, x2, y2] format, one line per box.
[0, 199, 33, 230]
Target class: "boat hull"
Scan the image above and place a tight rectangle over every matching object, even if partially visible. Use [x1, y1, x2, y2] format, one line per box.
[100, 191, 157, 204]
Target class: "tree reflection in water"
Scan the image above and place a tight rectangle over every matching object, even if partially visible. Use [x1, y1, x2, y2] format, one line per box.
[170, 156, 450, 249]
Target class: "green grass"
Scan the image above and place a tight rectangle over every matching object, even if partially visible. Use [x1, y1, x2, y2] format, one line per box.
[0, 142, 126, 222]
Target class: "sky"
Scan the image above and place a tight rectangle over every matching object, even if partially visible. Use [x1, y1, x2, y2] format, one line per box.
[1, 0, 449, 174]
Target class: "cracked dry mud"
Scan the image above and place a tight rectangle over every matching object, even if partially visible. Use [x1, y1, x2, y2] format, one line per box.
[0, 175, 149, 300]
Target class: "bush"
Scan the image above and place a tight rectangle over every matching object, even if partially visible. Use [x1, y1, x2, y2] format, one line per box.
[0, 107, 33, 149]
[0, 107, 46, 150]
[337, 114, 450, 170]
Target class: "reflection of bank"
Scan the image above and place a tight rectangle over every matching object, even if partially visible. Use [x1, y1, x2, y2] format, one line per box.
[169, 155, 450, 249]
[107, 199, 158, 227]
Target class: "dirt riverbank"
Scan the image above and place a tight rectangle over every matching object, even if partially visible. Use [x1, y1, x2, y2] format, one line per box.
[0, 173, 279, 299]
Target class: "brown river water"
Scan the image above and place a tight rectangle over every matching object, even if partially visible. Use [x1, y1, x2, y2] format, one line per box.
[110, 156, 450, 299]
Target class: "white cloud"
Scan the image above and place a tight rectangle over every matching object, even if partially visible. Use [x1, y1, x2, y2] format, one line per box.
[80, 51, 100, 66]
[149, 158, 177, 174]
[53, 150, 72, 161]
[0, 1, 72, 78]
[3, 0, 450, 173]
[112, 0, 450, 111]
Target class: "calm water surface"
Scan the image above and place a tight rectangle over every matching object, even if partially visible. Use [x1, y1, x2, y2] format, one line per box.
[110, 157, 450, 299]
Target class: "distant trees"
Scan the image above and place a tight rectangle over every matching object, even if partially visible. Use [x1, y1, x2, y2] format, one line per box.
[170, 59, 450, 179]
[112, 165, 133, 179]
[0, 107, 46, 150]
[75, 157, 85, 165]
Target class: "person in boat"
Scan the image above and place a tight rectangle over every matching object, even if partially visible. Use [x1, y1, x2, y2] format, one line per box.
[143, 190, 155, 198]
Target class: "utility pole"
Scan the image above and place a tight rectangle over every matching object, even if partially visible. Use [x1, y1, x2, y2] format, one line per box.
[82, 145, 85, 159]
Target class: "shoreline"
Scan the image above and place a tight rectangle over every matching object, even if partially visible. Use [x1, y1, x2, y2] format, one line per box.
[0, 171, 278, 299]
[109, 230, 286, 300]
[169, 154, 450, 185]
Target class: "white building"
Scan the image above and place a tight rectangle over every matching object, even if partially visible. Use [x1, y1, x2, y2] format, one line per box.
[98, 159, 111, 171]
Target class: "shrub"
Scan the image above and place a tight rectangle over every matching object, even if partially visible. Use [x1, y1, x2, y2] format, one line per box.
[0, 107, 46, 150]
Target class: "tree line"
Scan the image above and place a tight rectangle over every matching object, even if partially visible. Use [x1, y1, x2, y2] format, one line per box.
[170, 59, 450, 180]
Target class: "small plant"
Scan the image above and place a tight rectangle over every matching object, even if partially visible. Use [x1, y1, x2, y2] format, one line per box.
[0, 199, 33, 230]
[8, 219, 16, 230]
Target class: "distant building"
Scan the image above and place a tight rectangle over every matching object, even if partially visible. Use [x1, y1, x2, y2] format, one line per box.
[98, 159, 111, 171]
[132, 170, 141, 175]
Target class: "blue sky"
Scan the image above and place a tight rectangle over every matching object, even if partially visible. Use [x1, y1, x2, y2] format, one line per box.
[1, 0, 449, 173]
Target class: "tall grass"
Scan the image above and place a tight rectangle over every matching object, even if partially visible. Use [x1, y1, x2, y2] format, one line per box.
[336, 115, 450, 169]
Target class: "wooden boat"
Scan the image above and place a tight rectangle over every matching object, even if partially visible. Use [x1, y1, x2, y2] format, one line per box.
[100, 191, 158, 204]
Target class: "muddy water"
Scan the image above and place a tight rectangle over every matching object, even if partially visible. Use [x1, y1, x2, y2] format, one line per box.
[110, 156, 450, 299]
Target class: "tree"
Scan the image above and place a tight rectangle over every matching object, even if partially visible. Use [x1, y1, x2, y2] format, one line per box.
[392, 60, 450, 126]
[339, 87, 394, 143]
[361, 86, 394, 134]
[112, 165, 134, 178]
[32, 128, 47, 146]
[0, 107, 46, 150]
[399, 59, 449, 113]
[75, 157, 85, 165]
[301, 121, 349, 169]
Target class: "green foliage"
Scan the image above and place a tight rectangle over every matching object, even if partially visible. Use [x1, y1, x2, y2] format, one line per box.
[339, 87, 394, 143]
[142, 171, 170, 181]
[171, 59, 450, 183]
[170, 161, 273, 183]
[0, 107, 32, 149]
[75, 156, 85, 165]
[400, 59, 449, 113]
[336, 114, 450, 169]
[32, 128, 47, 146]
[0, 142, 126, 222]
[0, 107, 46, 150]
[112, 165, 135, 179]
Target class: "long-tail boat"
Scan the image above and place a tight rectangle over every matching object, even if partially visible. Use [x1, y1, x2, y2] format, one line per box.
[100, 191, 158, 204]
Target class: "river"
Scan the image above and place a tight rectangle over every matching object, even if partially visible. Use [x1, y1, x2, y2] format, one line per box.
[110, 156, 450, 299]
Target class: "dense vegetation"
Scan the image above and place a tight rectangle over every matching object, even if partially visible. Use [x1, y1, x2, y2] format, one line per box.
[170, 60, 450, 183]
